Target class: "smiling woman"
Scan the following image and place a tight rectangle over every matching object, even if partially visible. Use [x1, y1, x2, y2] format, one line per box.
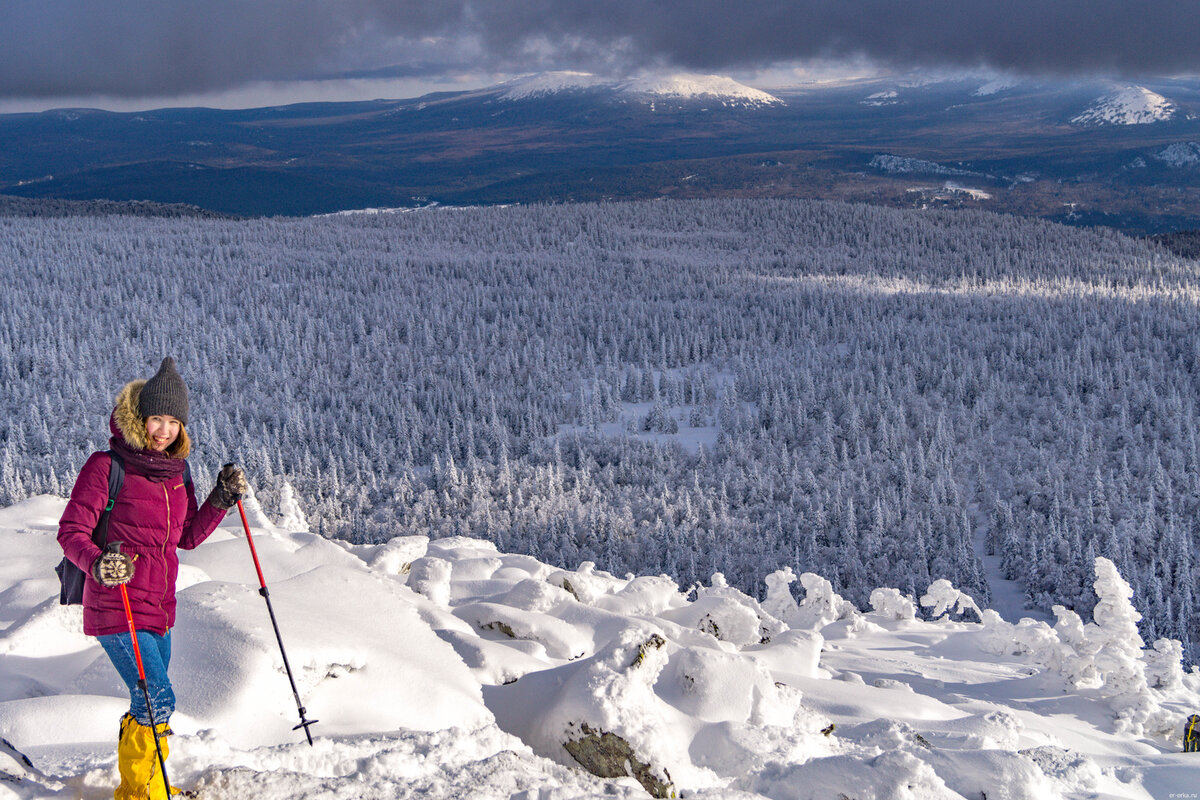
[55, 356, 248, 798]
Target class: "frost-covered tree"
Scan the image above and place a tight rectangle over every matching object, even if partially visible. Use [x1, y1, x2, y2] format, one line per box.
[1, 198, 1197, 662]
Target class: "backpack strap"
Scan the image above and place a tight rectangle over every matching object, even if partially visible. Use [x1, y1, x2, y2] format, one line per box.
[183, 460, 192, 489]
[93, 451, 126, 550]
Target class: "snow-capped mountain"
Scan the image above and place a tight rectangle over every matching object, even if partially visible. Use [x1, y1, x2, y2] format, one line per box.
[1071, 86, 1177, 125]
[3, 72, 1200, 225]
[497, 71, 784, 108]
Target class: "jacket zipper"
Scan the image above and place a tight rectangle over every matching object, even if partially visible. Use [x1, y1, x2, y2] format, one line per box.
[161, 483, 171, 610]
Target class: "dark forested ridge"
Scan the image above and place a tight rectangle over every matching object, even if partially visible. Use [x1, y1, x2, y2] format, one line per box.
[0, 193, 236, 220]
[1, 199, 1196, 661]
[1151, 229, 1200, 260]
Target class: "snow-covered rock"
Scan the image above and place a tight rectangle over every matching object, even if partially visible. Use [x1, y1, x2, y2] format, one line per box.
[365, 534, 429, 575]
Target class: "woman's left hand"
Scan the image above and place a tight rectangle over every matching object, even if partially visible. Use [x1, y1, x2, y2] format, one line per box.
[209, 463, 249, 510]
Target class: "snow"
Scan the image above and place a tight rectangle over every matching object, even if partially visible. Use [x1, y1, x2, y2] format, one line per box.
[972, 77, 1020, 97]
[969, 502, 1048, 624]
[921, 579, 983, 621]
[496, 71, 783, 108]
[3, 495, 1200, 799]
[941, 182, 992, 200]
[870, 155, 982, 177]
[1154, 142, 1200, 168]
[498, 71, 607, 101]
[862, 90, 899, 107]
[620, 74, 783, 107]
[1071, 86, 1177, 126]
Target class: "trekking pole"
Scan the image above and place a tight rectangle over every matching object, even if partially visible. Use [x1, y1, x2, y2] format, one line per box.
[235, 497, 318, 745]
[116, 570, 172, 799]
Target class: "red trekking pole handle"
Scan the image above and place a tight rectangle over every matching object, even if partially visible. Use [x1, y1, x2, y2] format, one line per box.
[234, 499, 318, 745]
[116, 576, 172, 799]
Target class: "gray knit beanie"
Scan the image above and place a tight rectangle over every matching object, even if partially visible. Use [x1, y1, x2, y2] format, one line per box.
[138, 357, 189, 425]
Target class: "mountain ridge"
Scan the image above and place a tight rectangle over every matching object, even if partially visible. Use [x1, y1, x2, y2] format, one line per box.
[2, 71, 1199, 231]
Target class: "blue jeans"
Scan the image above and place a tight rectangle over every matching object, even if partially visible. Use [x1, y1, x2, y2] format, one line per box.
[97, 630, 175, 727]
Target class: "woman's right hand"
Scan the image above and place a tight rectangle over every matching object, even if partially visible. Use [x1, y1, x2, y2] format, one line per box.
[92, 549, 135, 587]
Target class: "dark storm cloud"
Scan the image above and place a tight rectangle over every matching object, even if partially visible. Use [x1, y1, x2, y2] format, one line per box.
[3, 1, 1198, 100]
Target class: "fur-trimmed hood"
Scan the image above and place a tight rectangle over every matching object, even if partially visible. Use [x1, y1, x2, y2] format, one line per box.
[112, 379, 191, 458]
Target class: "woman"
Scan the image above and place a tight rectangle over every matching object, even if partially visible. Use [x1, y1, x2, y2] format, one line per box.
[58, 357, 248, 799]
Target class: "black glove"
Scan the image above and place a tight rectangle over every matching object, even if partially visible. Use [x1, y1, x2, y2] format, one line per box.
[92, 545, 135, 587]
[208, 463, 248, 510]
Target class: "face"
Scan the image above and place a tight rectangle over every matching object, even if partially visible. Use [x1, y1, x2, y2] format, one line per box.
[145, 415, 181, 451]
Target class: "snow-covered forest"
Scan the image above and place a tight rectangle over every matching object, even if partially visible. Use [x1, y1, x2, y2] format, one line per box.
[1, 199, 1197, 663]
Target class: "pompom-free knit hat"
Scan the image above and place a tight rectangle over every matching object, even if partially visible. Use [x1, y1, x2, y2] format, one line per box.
[137, 357, 189, 425]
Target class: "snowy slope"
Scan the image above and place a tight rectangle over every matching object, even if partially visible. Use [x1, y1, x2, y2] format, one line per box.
[619, 74, 783, 108]
[1154, 142, 1200, 167]
[497, 71, 607, 101]
[497, 71, 783, 108]
[1071, 86, 1177, 125]
[2, 495, 1199, 799]
[972, 76, 1020, 97]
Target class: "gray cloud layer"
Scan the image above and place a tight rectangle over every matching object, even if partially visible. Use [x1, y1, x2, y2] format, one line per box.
[4, 1, 1198, 99]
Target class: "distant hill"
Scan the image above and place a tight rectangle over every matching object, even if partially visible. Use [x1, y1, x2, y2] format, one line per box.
[1070, 85, 1178, 126]
[1150, 229, 1200, 258]
[0, 194, 237, 219]
[2, 72, 1199, 232]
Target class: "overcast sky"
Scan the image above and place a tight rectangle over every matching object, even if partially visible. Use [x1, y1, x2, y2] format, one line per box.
[3, 1, 1199, 112]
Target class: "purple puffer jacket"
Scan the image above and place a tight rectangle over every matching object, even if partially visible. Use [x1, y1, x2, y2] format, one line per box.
[58, 450, 226, 637]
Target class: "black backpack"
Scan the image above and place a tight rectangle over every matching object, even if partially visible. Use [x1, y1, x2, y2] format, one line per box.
[54, 451, 190, 605]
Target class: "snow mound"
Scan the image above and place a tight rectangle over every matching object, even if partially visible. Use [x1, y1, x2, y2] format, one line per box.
[1071, 86, 1177, 126]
